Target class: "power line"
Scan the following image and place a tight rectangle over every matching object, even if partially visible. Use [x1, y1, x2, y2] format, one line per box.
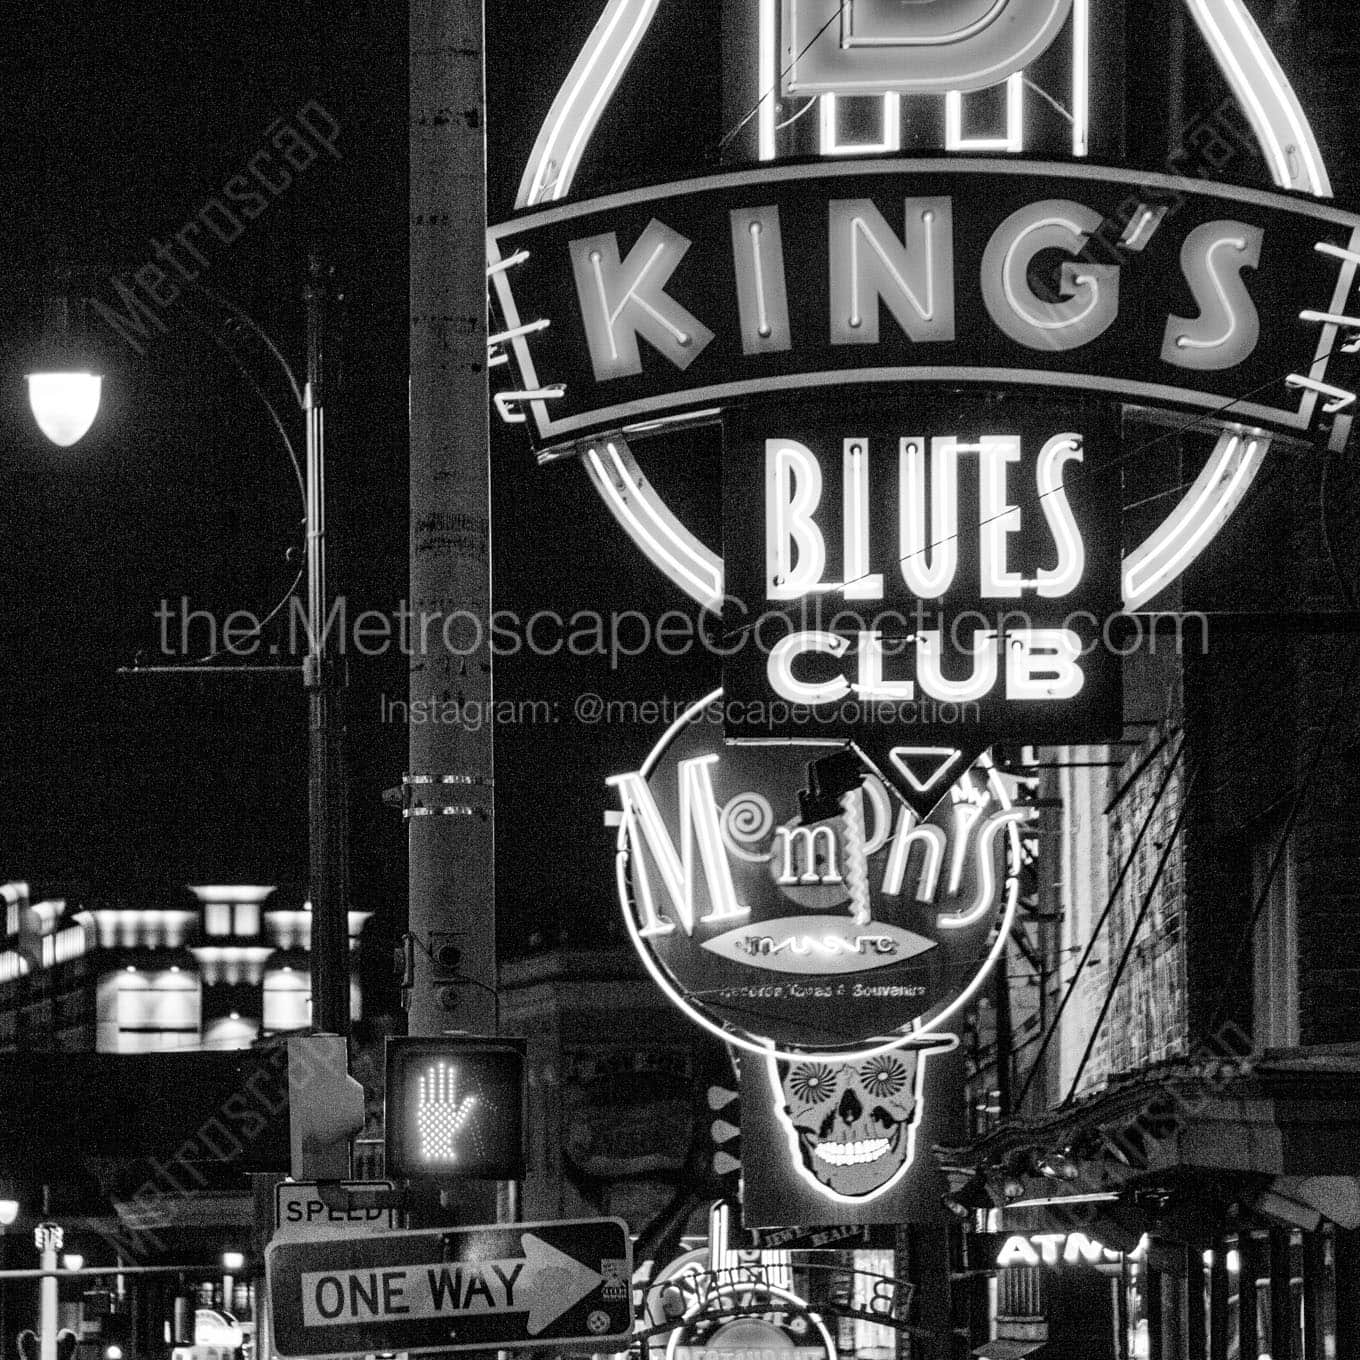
[715, 3, 845, 156]
[1062, 752, 1203, 1106]
[1010, 734, 1187, 1112]
[1206, 634, 1360, 1032]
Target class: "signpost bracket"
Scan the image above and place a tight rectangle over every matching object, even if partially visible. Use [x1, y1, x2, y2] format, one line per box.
[315, 1182, 407, 1212]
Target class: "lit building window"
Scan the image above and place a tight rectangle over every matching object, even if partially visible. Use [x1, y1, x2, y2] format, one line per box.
[263, 969, 311, 1033]
[267, 910, 311, 951]
[190, 946, 276, 986]
[190, 885, 275, 939]
[203, 1014, 260, 1051]
[1252, 823, 1298, 1049]
[92, 910, 196, 949]
[97, 969, 202, 1054]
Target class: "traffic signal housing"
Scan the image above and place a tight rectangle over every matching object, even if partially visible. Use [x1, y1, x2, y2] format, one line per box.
[428, 931, 464, 1012]
[384, 1036, 525, 1180]
[287, 1034, 366, 1180]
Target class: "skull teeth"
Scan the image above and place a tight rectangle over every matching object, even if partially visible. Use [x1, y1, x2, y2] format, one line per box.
[813, 1137, 892, 1166]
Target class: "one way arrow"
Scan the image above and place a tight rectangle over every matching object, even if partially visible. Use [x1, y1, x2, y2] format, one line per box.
[299, 1233, 603, 1337]
[519, 1234, 603, 1334]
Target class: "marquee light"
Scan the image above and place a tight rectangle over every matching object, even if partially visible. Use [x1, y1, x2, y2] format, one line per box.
[1035, 434, 1085, 596]
[759, 0, 778, 162]
[493, 384, 565, 425]
[516, 0, 662, 208]
[766, 439, 828, 599]
[609, 753, 746, 938]
[1301, 309, 1360, 354]
[584, 439, 723, 610]
[916, 631, 997, 704]
[1071, 0, 1089, 156]
[1316, 241, 1360, 269]
[887, 748, 961, 796]
[819, 93, 902, 157]
[781, 0, 1072, 96]
[1120, 205, 1166, 251]
[1122, 431, 1267, 611]
[938, 809, 1034, 929]
[986, 200, 1115, 349]
[486, 249, 528, 278]
[1161, 225, 1262, 370]
[1285, 374, 1356, 414]
[1184, 0, 1329, 198]
[881, 809, 946, 901]
[944, 74, 1024, 154]
[487, 318, 550, 349]
[732, 209, 792, 355]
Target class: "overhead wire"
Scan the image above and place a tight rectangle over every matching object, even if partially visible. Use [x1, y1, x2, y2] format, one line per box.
[715, 3, 845, 156]
[719, 340, 1345, 646]
[1010, 734, 1187, 1112]
[1062, 752, 1203, 1106]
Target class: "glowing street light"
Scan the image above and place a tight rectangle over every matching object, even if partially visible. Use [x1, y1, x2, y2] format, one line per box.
[26, 371, 102, 448]
[27, 294, 103, 448]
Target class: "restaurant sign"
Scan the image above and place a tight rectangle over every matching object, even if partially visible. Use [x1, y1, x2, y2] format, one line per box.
[609, 691, 1032, 1060]
[489, 158, 1360, 455]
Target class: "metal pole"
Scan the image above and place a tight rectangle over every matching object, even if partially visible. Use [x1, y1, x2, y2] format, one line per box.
[1336, 1229, 1360, 1359]
[304, 254, 351, 1038]
[408, 0, 496, 1037]
[994, 946, 1012, 1121]
[34, 1227, 59, 1360]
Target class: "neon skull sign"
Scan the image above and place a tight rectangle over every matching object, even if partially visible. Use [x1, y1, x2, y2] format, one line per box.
[768, 1036, 959, 1200]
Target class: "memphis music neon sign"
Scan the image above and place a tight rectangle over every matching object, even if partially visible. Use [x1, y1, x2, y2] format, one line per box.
[609, 691, 1032, 1060]
[488, 159, 1360, 455]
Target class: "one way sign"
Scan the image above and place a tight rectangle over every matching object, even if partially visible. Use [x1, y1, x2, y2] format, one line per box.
[266, 1218, 633, 1356]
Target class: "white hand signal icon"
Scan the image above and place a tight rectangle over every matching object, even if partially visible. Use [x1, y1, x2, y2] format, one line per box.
[416, 1062, 478, 1163]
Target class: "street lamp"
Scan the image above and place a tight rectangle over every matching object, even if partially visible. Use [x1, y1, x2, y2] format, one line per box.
[26, 294, 102, 449]
[26, 372, 101, 448]
[23, 260, 351, 1037]
[221, 1250, 245, 1315]
[0, 1197, 17, 1360]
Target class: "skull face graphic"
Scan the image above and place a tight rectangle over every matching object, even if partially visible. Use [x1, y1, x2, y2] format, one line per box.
[772, 1038, 957, 1199]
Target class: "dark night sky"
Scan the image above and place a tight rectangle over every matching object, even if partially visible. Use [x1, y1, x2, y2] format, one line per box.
[0, 2, 408, 911]
[1, 0, 1359, 975]
[0, 1, 725, 973]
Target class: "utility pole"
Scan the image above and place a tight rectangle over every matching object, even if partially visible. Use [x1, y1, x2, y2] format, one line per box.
[304, 255, 352, 1038]
[34, 1224, 60, 1360]
[408, 0, 496, 1037]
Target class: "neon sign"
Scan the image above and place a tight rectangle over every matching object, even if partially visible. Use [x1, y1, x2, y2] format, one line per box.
[995, 1232, 1143, 1268]
[722, 397, 1121, 750]
[489, 161, 1360, 453]
[610, 691, 1032, 1060]
[781, 0, 1074, 97]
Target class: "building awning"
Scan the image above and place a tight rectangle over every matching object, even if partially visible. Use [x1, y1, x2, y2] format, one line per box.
[973, 1342, 1045, 1360]
[964, 1053, 1360, 1207]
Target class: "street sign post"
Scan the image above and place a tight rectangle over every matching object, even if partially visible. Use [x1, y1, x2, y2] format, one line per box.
[273, 1182, 397, 1244]
[266, 1217, 633, 1356]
